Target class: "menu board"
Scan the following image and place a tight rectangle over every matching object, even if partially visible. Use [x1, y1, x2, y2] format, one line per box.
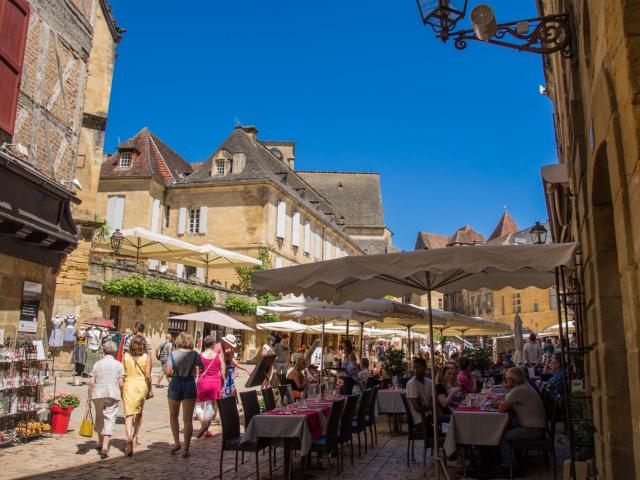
[18, 281, 42, 334]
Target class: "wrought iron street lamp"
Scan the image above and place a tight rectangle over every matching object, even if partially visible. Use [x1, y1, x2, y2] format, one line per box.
[110, 229, 124, 253]
[416, 0, 468, 41]
[530, 222, 548, 245]
[417, 2, 574, 57]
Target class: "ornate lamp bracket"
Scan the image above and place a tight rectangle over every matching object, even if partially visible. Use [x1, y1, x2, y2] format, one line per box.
[449, 14, 573, 58]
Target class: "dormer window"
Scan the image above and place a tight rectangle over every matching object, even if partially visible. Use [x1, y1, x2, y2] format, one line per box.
[119, 151, 132, 168]
[215, 159, 225, 176]
[271, 148, 283, 160]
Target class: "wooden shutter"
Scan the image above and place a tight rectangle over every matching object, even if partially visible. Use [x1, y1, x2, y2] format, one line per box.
[199, 206, 207, 234]
[275, 256, 284, 269]
[176, 263, 184, 278]
[315, 228, 322, 259]
[336, 242, 342, 257]
[106, 196, 117, 231]
[178, 207, 187, 234]
[324, 236, 333, 260]
[276, 201, 286, 239]
[150, 199, 160, 233]
[0, 0, 29, 136]
[114, 196, 125, 230]
[291, 211, 300, 246]
[303, 221, 311, 253]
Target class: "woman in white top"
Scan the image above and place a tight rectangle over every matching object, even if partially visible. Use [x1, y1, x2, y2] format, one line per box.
[89, 341, 124, 459]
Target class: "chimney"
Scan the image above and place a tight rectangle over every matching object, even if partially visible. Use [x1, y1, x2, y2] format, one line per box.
[236, 125, 258, 140]
[287, 158, 295, 170]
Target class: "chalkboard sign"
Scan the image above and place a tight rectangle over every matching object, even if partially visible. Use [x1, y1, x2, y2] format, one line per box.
[18, 281, 42, 334]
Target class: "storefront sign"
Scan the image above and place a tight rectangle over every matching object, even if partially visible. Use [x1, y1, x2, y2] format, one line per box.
[18, 281, 42, 333]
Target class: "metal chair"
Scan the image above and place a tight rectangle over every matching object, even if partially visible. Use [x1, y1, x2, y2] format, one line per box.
[351, 388, 373, 457]
[217, 396, 271, 479]
[261, 387, 277, 412]
[365, 386, 379, 448]
[337, 393, 359, 467]
[278, 384, 294, 406]
[400, 392, 444, 467]
[310, 398, 346, 478]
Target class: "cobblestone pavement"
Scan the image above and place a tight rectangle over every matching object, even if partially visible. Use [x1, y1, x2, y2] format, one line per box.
[0, 367, 558, 480]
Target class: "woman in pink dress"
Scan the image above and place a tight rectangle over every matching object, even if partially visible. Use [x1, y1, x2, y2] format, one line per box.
[195, 336, 225, 438]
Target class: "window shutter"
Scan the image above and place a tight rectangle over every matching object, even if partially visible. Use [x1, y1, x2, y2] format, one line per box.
[276, 201, 286, 239]
[176, 263, 184, 278]
[336, 243, 342, 257]
[324, 236, 333, 260]
[114, 196, 125, 231]
[106, 196, 117, 232]
[178, 207, 187, 234]
[275, 256, 284, 269]
[0, 0, 29, 136]
[199, 206, 207, 234]
[196, 267, 205, 282]
[291, 211, 300, 246]
[150, 199, 160, 233]
[303, 221, 311, 253]
[315, 228, 322, 259]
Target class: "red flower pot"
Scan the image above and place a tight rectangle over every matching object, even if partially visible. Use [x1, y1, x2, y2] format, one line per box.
[50, 406, 74, 434]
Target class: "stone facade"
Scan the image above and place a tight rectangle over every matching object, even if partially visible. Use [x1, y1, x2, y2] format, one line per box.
[540, 0, 640, 477]
[0, 1, 119, 345]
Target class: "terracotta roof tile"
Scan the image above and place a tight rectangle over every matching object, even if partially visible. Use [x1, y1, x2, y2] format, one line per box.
[488, 211, 520, 241]
[415, 232, 450, 250]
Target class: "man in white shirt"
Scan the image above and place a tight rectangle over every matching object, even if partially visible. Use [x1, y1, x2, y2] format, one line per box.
[405, 357, 433, 432]
[523, 334, 543, 367]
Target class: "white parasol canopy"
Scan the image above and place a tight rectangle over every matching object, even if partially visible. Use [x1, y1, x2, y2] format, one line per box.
[543, 320, 575, 333]
[168, 310, 254, 331]
[256, 320, 310, 333]
[170, 243, 261, 269]
[441, 317, 512, 337]
[253, 243, 579, 301]
[96, 227, 201, 261]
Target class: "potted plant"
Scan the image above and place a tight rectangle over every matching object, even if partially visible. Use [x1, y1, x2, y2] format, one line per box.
[381, 347, 408, 383]
[46, 391, 80, 434]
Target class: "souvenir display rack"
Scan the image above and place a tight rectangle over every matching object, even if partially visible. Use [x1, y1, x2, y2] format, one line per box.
[0, 336, 50, 446]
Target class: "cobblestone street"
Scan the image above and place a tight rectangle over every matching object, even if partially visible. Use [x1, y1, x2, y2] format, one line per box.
[0, 368, 558, 480]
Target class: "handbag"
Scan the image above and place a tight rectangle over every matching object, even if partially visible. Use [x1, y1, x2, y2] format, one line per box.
[79, 402, 94, 437]
[133, 355, 154, 399]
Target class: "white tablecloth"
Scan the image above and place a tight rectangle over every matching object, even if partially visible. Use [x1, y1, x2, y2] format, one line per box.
[376, 389, 406, 414]
[443, 410, 510, 456]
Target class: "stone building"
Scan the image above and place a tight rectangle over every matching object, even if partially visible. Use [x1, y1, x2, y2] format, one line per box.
[414, 213, 557, 331]
[0, 0, 119, 342]
[97, 125, 394, 288]
[540, 0, 640, 476]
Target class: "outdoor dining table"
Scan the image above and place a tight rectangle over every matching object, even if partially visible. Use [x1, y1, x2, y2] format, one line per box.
[376, 388, 406, 435]
[443, 405, 510, 457]
[242, 397, 340, 479]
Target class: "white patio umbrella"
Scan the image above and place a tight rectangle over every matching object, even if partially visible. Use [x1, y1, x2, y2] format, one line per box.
[96, 227, 201, 262]
[441, 317, 512, 337]
[255, 320, 310, 333]
[513, 313, 524, 364]
[168, 310, 254, 331]
[170, 243, 261, 279]
[252, 242, 579, 479]
[543, 320, 575, 333]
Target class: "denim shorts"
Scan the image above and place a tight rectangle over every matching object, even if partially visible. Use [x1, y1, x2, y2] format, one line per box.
[168, 377, 197, 401]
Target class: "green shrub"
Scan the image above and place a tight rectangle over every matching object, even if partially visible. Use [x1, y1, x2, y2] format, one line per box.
[382, 347, 408, 377]
[103, 277, 215, 308]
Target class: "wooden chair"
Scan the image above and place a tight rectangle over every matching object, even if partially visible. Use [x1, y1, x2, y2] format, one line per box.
[278, 384, 294, 406]
[365, 386, 379, 448]
[337, 393, 359, 467]
[310, 398, 346, 478]
[261, 387, 277, 412]
[217, 396, 271, 479]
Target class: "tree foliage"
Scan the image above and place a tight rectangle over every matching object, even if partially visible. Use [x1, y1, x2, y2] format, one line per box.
[234, 247, 273, 293]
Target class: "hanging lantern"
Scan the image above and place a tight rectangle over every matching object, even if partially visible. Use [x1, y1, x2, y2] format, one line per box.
[416, 0, 468, 39]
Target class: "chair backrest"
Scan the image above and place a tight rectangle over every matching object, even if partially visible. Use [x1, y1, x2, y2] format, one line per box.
[339, 394, 359, 441]
[356, 388, 373, 428]
[400, 377, 409, 389]
[217, 396, 241, 440]
[239, 390, 261, 428]
[366, 376, 380, 389]
[367, 386, 379, 420]
[400, 392, 416, 432]
[262, 387, 276, 412]
[381, 377, 392, 389]
[548, 398, 561, 439]
[341, 377, 355, 395]
[278, 384, 290, 406]
[325, 398, 346, 449]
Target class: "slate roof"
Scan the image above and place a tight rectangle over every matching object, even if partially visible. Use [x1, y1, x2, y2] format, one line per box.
[415, 232, 450, 250]
[448, 225, 485, 246]
[487, 211, 520, 241]
[296, 171, 385, 228]
[102, 128, 192, 185]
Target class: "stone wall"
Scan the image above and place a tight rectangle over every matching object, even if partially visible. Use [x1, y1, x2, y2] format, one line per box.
[541, 0, 640, 476]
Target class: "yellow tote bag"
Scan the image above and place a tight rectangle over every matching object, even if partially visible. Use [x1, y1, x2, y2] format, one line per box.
[79, 404, 93, 437]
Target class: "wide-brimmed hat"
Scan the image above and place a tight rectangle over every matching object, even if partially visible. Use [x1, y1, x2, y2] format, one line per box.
[222, 333, 237, 348]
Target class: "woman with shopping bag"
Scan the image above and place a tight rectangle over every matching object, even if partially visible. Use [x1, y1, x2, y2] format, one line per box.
[88, 341, 124, 459]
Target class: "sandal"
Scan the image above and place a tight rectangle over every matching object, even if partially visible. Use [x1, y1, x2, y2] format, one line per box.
[196, 426, 208, 439]
[171, 444, 181, 454]
[100, 451, 109, 460]
[126, 441, 133, 457]
[182, 451, 190, 459]
[204, 431, 213, 438]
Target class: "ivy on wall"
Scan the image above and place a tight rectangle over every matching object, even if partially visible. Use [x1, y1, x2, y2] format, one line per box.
[225, 293, 280, 322]
[103, 277, 216, 308]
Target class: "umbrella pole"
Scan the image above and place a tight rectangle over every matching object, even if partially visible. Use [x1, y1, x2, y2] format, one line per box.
[321, 320, 326, 399]
[359, 322, 364, 360]
[407, 325, 412, 358]
[427, 286, 448, 480]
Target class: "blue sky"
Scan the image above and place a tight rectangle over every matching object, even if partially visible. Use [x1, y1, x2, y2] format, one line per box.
[106, 1, 557, 251]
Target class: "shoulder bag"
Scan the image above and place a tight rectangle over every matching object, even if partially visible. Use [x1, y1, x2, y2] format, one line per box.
[133, 354, 154, 399]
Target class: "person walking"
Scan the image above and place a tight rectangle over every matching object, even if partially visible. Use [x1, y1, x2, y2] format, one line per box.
[195, 335, 225, 438]
[155, 333, 173, 387]
[273, 334, 291, 382]
[88, 341, 123, 459]
[221, 334, 248, 398]
[122, 336, 151, 456]
[523, 333, 543, 368]
[165, 332, 204, 458]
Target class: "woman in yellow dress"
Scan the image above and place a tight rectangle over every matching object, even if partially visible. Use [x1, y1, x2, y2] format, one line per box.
[122, 335, 150, 456]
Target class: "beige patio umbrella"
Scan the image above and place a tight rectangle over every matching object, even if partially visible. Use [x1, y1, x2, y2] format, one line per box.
[169, 243, 262, 279]
[255, 320, 310, 333]
[441, 317, 512, 337]
[252, 242, 579, 479]
[96, 227, 201, 262]
[168, 310, 254, 331]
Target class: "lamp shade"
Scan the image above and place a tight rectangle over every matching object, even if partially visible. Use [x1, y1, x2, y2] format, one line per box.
[416, 0, 468, 36]
[530, 222, 548, 245]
